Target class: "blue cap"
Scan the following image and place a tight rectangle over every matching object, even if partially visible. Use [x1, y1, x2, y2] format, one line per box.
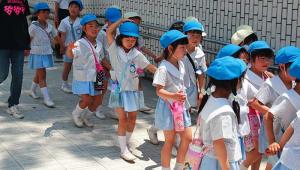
[160, 30, 188, 49]
[207, 56, 247, 80]
[34, 2, 50, 13]
[105, 7, 122, 23]
[289, 57, 300, 79]
[69, 0, 84, 11]
[248, 41, 273, 54]
[216, 44, 243, 59]
[80, 14, 98, 26]
[183, 21, 205, 33]
[119, 22, 139, 37]
[275, 46, 300, 64]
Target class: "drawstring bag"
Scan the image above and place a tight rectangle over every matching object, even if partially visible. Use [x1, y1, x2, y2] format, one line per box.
[168, 101, 184, 132]
[184, 115, 210, 170]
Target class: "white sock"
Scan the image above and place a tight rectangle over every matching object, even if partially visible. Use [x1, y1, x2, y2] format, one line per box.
[72, 104, 85, 117]
[84, 109, 94, 118]
[126, 132, 132, 144]
[40, 87, 50, 100]
[118, 136, 129, 154]
[62, 80, 68, 86]
[161, 167, 170, 170]
[174, 163, 184, 170]
[96, 105, 102, 112]
[31, 82, 38, 92]
[239, 162, 248, 170]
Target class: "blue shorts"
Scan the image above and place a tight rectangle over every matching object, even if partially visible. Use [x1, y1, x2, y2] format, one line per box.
[29, 54, 54, 69]
[154, 98, 191, 130]
[272, 161, 291, 170]
[72, 80, 101, 96]
[63, 55, 73, 63]
[199, 155, 239, 170]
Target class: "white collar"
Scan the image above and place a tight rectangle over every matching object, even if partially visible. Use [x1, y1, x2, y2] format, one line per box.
[265, 75, 288, 95]
[200, 96, 234, 123]
[189, 46, 205, 59]
[245, 69, 264, 87]
[160, 60, 185, 80]
[78, 38, 102, 52]
[117, 47, 140, 63]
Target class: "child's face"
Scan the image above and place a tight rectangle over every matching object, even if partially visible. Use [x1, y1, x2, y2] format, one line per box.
[251, 54, 273, 72]
[68, 4, 80, 17]
[83, 21, 100, 39]
[37, 10, 50, 21]
[187, 31, 202, 47]
[172, 44, 187, 61]
[121, 37, 137, 50]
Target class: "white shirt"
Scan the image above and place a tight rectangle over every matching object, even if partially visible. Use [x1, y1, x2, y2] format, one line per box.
[72, 38, 104, 81]
[108, 41, 150, 91]
[29, 21, 58, 55]
[183, 47, 207, 88]
[54, 0, 70, 9]
[199, 96, 242, 162]
[255, 76, 288, 107]
[280, 111, 300, 170]
[58, 16, 82, 46]
[269, 89, 300, 141]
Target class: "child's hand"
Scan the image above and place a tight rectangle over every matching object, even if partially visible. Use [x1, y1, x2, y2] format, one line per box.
[266, 142, 281, 155]
[173, 91, 186, 102]
[69, 42, 77, 50]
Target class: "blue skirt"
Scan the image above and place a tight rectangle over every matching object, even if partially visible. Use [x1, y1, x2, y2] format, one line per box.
[108, 91, 144, 112]
[29, 54, 54, 69]
[272, 161, 291, 170]
[259, 118, 269, 154]
[63, 55, 73, 63]
[154, 98, 191, 130]
[72, 80, 101, 96]
[186, 83, 198, 108]
[199, 155, 240, 170]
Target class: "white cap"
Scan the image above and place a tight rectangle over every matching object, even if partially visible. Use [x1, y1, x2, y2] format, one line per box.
[124, 12, 141, 19]
[231, 25, 255, 45]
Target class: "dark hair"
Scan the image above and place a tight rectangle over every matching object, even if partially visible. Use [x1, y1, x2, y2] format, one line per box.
[115, 34, 139, 48]
[243, 33, 258, 45]
[69, 2, 80, 8]
[296, 79, 300, 83]
[30, 9, 50, 21]
[250, 49, 274, 61]
[232, 48, 248, 59]
[169, 21, 185, 32]
[162, 37, 188, 59]
[198, 73, 246, 124]
[185, 30, 202, 35]
[278, 62, 292, 73]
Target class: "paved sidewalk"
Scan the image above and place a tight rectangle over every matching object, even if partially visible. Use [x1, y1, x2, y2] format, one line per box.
[0, 63, 175, 170]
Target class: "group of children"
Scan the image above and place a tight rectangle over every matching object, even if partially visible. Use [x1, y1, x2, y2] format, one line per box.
[24, 1, 300, 170]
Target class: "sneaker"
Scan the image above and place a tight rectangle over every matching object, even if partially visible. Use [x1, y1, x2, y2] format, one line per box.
[83, 117, 94, 128]
[139, 105, 152, 112]
[29, 90, 40, 99]
[72, 113, 84, 128]
[120, 151, 136, 162]
[95, 111, 106, 119]
[61, 84, 72, 93]
[147, 128, 159, 145]
[7, 106, 24, 119]
[43, 99, 55, 108]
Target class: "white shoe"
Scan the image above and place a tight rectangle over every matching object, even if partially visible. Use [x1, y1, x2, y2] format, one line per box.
[120, 151, 136, 162]
[7, 106, 24, 119]
[61, 84, 72, 93]
[43, 99, 55, 108]
[72, 112, 84, 128]
[139, 105, 152, 112]
[147, 128, 159, 145]
[29, 90, 40, 99]
[95, 111, 106, 119]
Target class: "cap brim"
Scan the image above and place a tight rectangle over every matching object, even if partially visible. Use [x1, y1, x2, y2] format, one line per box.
[121, 32, 139, 37]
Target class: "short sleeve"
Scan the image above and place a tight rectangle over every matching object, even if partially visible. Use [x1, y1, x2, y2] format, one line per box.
[28, 25, 35, 37]
[255, 83, 277, 105]
[58, 20, 68, 33]
[196, 57, 207, 75]
[72, 41, 81, 58]
[135, 53, 150, 69]
[153, 68, 167, 87]
[210, 114, 234, 140]
[245, 80, 258, 100]
[269, 97, 287, 117]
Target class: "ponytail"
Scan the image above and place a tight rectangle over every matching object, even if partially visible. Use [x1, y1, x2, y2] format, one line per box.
[198, 81, 212, 114]
[231, 79, 241, 124]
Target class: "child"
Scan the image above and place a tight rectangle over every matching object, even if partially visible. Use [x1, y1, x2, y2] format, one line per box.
[58, 0, 83, 93]
[271, 111, 300, 170]
[216, 44, 250, 64]
[182, 21, 207, 110]
[198, 56, 246, 170]
[265, 57, 300, 166]
[106, 19, 156, 161]
[250, 46, 300, 168]
[95, 7, 121, 120]
[153, 30, 192, 170]
[231, 25, 258, 50]
[29, 2, 60, 107]
[66, 14, 106, 128]
[240, 41, 274, 170]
